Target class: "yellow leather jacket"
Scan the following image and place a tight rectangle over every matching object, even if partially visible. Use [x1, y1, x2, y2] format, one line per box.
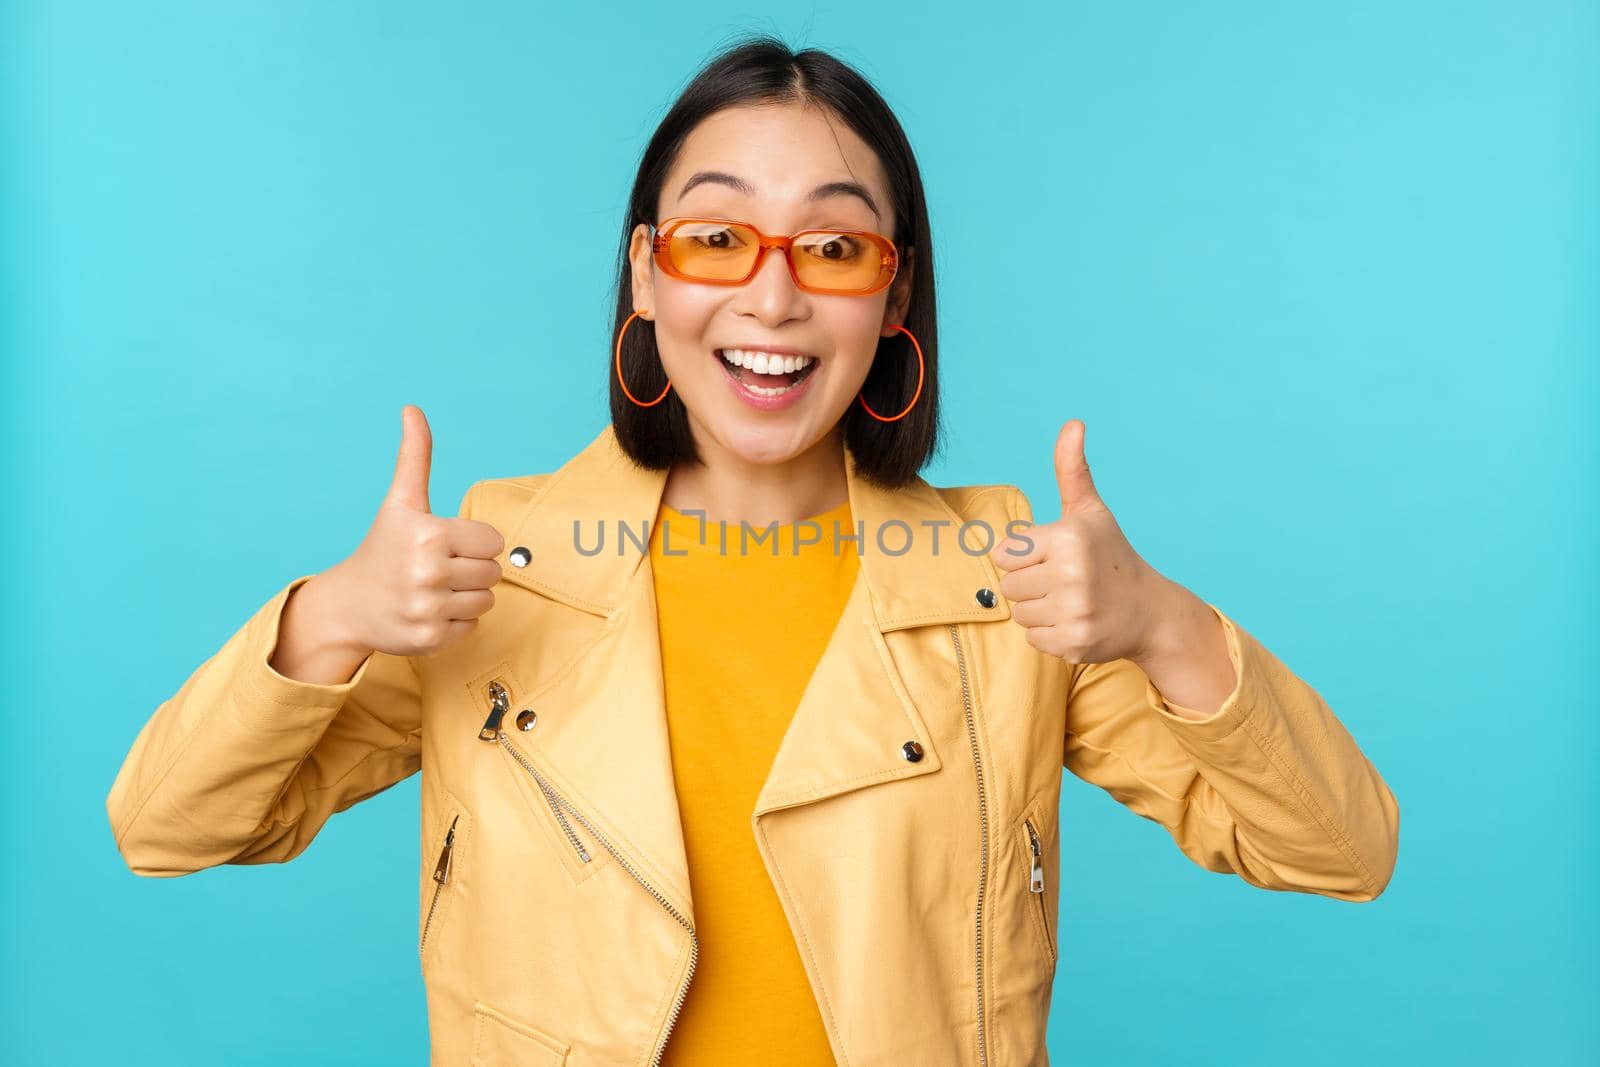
[106, 424, 1400, 1066]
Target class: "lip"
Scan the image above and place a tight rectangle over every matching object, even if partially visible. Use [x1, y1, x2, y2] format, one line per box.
[712, 347, 821, 412]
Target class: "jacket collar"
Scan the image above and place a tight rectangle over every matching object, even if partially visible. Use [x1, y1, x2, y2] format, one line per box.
[495, 422, 1011, 632]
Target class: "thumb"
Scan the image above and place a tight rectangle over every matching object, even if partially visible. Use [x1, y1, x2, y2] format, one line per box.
[384, 404, 433, 512]
[1054, 419, 1104, 514]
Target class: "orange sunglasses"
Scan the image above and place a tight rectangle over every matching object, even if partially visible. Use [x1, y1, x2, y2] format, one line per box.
[649, 216, 899, 296]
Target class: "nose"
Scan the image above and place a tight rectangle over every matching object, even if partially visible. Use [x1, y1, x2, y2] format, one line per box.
[735, 242, 810, 325]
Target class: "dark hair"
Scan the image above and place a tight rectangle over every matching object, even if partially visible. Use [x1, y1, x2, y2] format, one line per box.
[608, 33, 940, 489]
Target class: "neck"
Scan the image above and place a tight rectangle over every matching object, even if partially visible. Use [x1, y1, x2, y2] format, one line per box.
[661, 424, 848, 526]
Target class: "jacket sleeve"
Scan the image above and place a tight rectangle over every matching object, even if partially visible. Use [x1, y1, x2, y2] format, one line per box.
[104, 485, 481, 877]
[1009, 487, 1401, 902]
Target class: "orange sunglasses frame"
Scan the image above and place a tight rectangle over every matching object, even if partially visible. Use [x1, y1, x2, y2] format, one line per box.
[649, 216, 899, 296]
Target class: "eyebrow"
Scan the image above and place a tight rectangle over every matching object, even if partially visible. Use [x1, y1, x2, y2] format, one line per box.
[675, 170, 883, 222]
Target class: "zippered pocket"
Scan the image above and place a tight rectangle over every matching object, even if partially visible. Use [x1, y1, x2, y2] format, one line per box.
[482, 678, 592, 864]
[478, 678, 697, 1067]
[420, 808, 463, 967]
[476, 675, 605, 883]
[1022, 815, 1056, 966]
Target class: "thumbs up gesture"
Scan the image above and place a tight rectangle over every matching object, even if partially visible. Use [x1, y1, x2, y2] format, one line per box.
[989, 420, 1177, 666]
[318, 405, 506, 658]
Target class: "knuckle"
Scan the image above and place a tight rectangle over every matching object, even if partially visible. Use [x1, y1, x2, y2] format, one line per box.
[1055, 523, 1087, 550]
[403, 591, 434, 622]
[414, 524, 446, 554]
[412, 620, 445, 649]
[410, 557, 443, 587]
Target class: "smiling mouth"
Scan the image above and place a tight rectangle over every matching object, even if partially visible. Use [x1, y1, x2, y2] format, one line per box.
[714, 348, 820, 396]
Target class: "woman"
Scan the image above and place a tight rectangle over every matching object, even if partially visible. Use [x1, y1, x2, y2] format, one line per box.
[106, 36, 1400, 1067]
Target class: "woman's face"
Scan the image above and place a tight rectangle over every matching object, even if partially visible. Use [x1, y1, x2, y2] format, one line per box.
[628, 100, 914, 467]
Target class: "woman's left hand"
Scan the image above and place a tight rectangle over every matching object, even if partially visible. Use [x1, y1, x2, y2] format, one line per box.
[989, 419, 1179, 666]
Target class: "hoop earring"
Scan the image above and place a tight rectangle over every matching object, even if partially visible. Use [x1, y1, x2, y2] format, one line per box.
[856, 324, 925, 423]
[615, 310, 672, 407]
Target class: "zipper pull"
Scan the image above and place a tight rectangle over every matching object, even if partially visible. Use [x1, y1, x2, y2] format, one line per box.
[1026, 819, 1045, 893]
[433, 817, 458, 885]
[478, 680, 511, 741]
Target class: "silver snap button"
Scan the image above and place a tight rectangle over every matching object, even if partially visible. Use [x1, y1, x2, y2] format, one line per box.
[975, 587, 997, 608]
[900, 740, 924, 762]
[515, 709, 537, 731]
[509, 546, 532, 567]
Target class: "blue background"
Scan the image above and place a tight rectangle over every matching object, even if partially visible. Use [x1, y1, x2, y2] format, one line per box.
[4, 2, 1595, 1064]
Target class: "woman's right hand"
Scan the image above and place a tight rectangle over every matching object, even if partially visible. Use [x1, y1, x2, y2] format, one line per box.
[271, 405, 506, 684]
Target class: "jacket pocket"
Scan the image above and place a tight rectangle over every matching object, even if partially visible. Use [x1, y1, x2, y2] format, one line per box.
[1021, 810, 1057, 967]
[419, 794, 469, 970]
[470, 666, 608, 885]
[470, 1000, 569, 1066]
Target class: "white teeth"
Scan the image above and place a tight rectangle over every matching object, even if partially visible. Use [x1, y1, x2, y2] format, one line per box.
[719, 348, 815, 375]
[745, 381, 792, 397]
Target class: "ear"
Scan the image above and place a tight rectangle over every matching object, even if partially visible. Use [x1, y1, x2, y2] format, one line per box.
[881, 246, 914, 335]
[628, 223, 656, 318]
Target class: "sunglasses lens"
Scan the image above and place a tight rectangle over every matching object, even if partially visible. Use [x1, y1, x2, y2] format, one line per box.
[663, 221, 761, 283]
[791, 231, 892, 293]
[661, 221, 895, 294]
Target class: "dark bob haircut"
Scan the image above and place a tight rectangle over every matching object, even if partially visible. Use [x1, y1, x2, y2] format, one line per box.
[609, 33, 940, 490]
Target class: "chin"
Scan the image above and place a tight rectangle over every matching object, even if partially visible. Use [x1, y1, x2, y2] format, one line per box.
[712, 421, 817, 466]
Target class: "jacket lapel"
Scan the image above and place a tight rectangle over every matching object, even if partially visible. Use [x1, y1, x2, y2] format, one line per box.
[490, 424, 1013, 918]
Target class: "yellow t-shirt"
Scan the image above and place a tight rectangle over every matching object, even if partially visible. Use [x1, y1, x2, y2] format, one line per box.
[650, 494, 859, 1065]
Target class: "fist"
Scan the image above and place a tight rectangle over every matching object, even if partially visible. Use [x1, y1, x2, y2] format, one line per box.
[989, 420, 1173, 665]
[323, 405, 506, 657]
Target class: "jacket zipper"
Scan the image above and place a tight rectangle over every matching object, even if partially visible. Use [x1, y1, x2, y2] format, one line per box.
[419, 813, 458, 964]
[479, 679, 698, 1067]
[481, 682, 592, 862]
[948, 624, 989, 1067]
[1024, 816, 1055, 964]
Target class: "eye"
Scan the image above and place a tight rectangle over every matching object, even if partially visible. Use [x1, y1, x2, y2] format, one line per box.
[798, 232, 865, 261]
[685, 225, 745, 251]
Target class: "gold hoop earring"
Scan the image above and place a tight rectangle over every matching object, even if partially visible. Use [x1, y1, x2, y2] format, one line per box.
[856, 324, 925, 423]
[615, 310, 671, 407]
